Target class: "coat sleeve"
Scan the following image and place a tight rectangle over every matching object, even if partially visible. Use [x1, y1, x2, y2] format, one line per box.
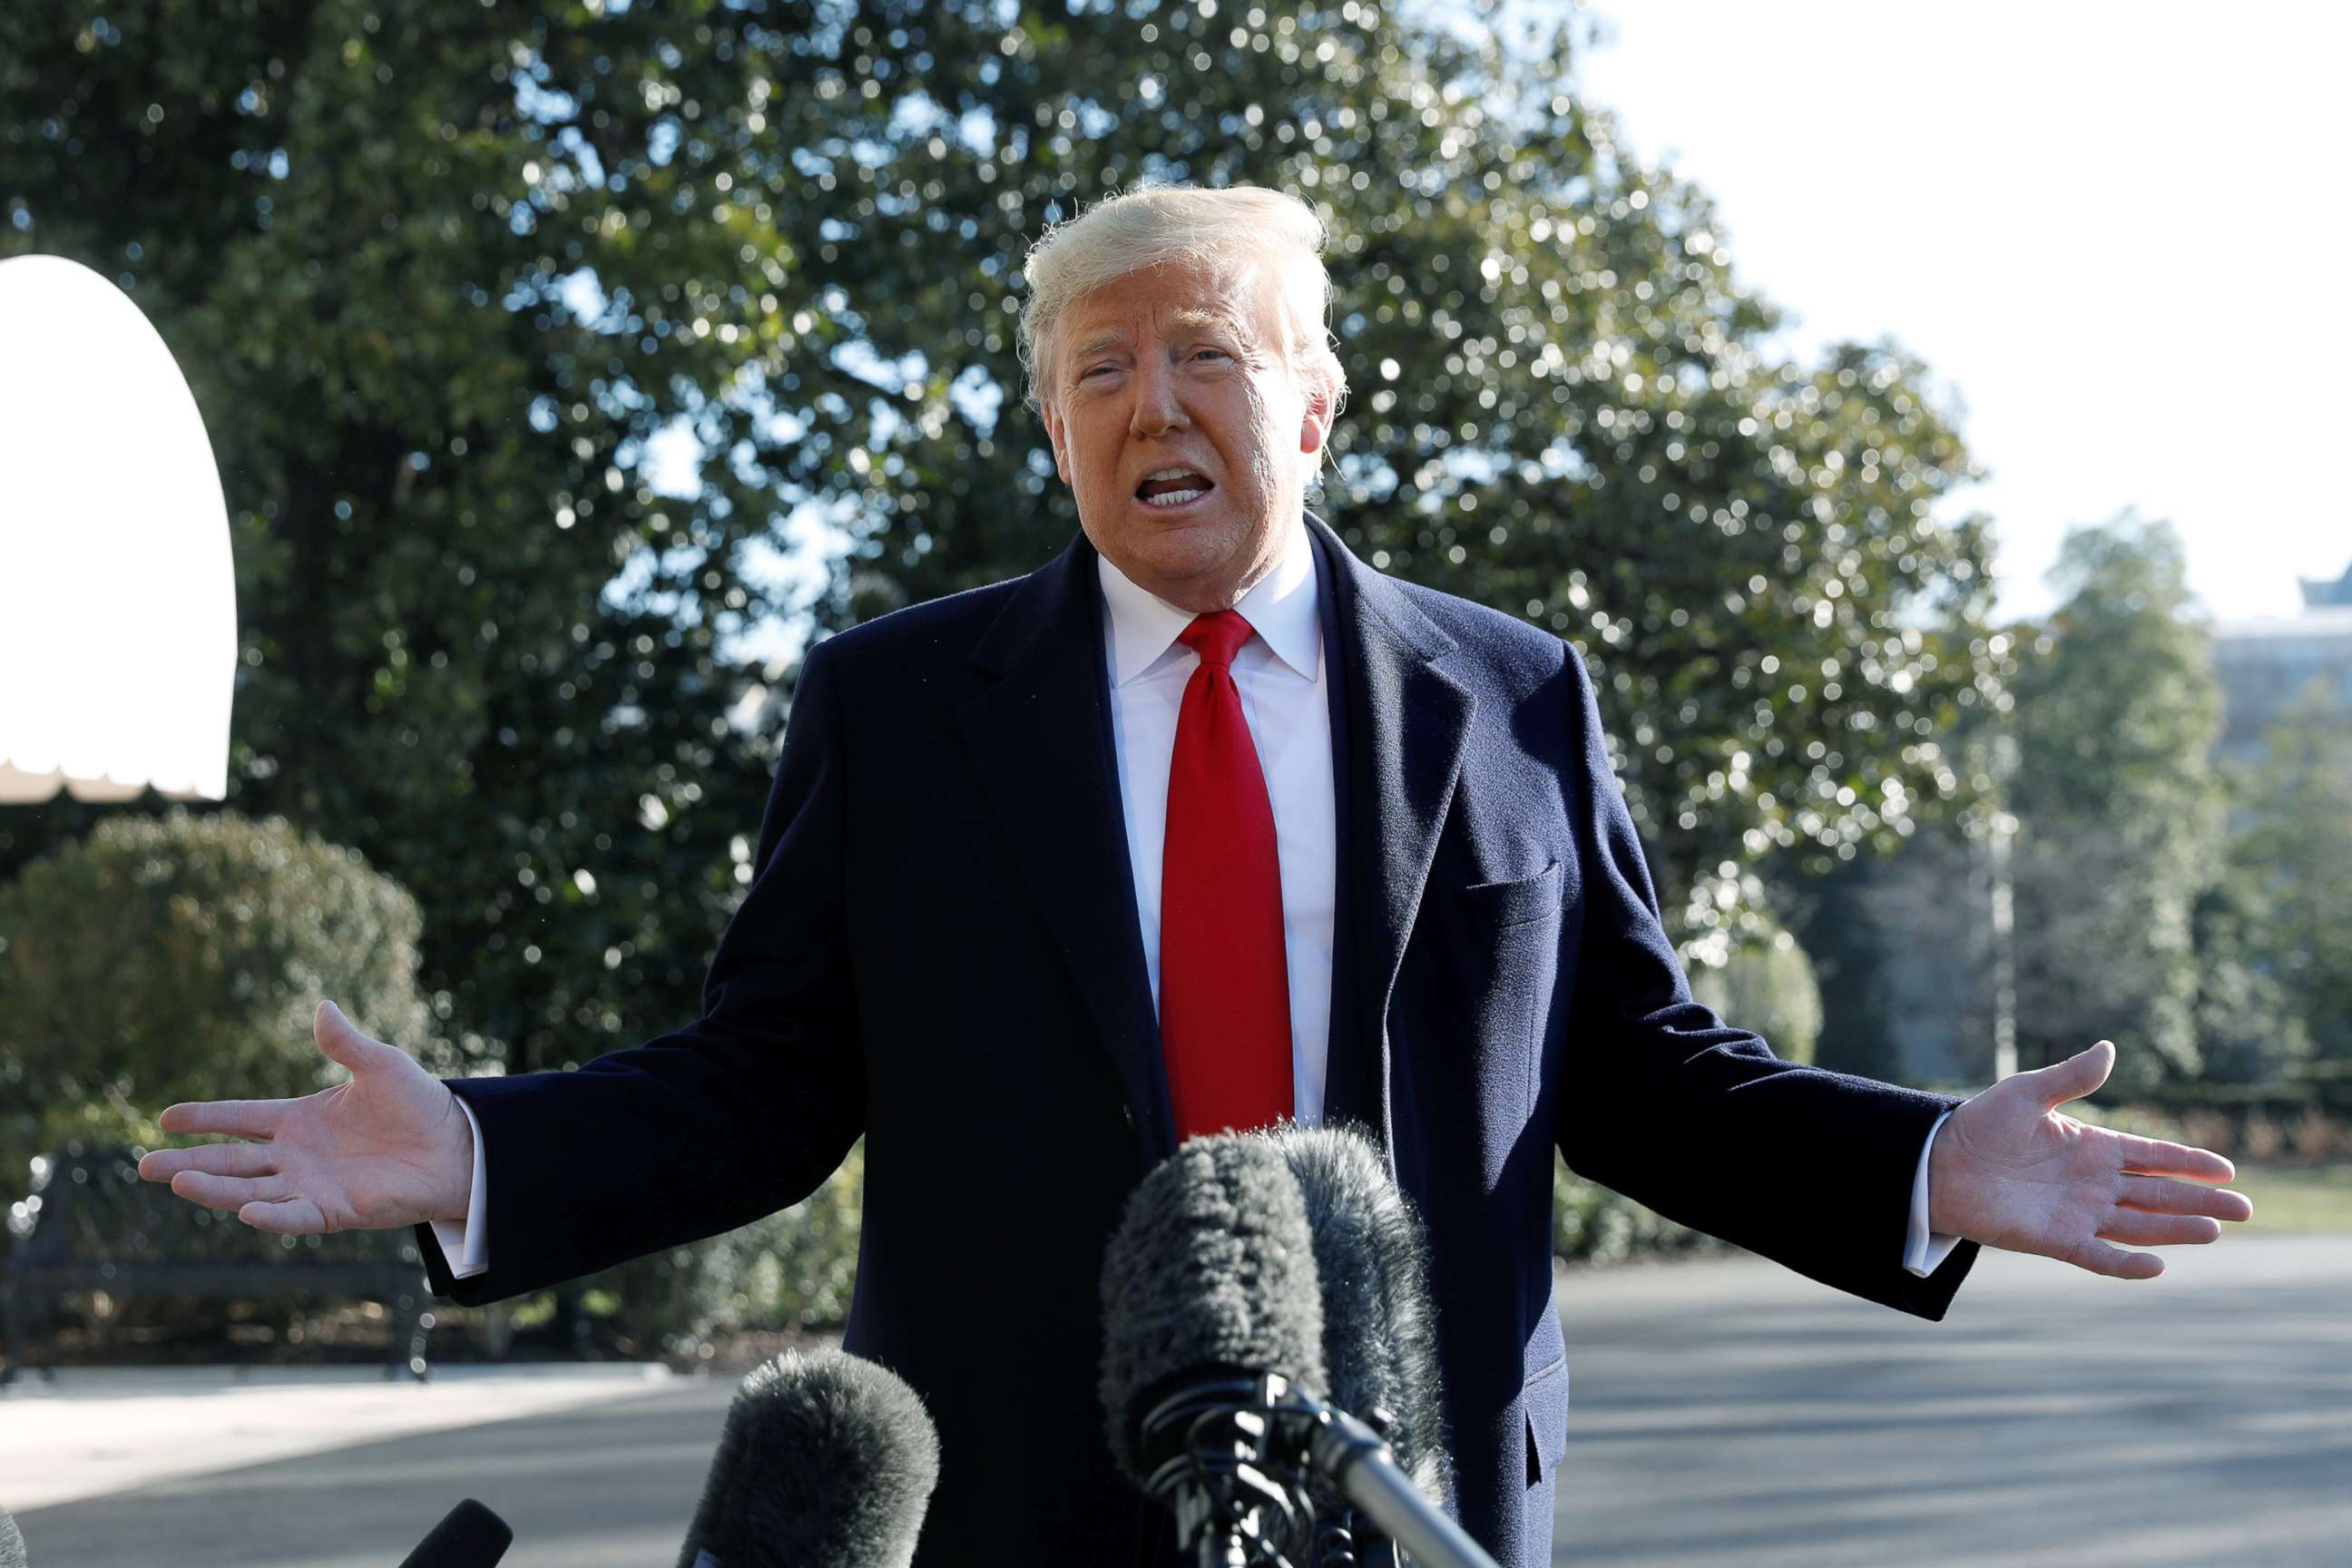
[1548, 642, 1977, 1319]
[415, 641, 865, 1306]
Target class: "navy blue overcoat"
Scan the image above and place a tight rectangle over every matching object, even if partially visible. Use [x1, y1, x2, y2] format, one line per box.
[416, 513, 1976, 1565]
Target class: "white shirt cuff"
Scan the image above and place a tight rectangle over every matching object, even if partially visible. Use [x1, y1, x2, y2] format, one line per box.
[426, 1093, 489, 1280]
[1904, 1107, 1964, 1278]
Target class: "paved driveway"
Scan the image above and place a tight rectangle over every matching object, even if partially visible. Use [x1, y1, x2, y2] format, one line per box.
[7, 1375, 730, 1568]
[1553, 1234, 2352, 1566]
[0, 1363, 674, 1513]
[9, 1236, 2345, 1565]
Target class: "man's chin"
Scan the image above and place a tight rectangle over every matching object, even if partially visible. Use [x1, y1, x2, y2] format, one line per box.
[1099, 529, 1250, 609]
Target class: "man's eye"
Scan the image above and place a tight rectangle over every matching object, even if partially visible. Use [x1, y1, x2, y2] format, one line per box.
[1194, 348, 1231, 362]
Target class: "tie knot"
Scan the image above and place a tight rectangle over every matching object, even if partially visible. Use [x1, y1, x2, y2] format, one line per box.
[1178, 609, 1255, 671]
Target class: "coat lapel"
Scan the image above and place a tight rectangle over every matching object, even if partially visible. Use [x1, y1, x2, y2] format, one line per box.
[1305, 512, 1476, 1159]
[956, 533, 1174, 1162]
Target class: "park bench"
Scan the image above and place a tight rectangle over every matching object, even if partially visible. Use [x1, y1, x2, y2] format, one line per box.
[1, 1142, 434, 1385]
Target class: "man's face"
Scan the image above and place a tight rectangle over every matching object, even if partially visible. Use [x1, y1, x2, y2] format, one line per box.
[1040, 259, 1329, 612]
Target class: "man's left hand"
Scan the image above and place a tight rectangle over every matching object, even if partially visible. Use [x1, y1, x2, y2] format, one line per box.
[1929, 1040, 2253, 1279]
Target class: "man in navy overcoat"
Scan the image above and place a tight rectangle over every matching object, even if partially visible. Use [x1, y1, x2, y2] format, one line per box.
[142, 185, 2250, 1567]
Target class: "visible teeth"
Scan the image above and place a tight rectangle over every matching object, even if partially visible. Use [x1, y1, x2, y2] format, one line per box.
[1142, 466, 1202, 484]
[1142, 487, 1206, 507]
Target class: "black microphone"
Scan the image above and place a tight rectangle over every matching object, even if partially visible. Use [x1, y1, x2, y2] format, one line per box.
[1, 1504, 25, 1568]
[1102, 1132, 1499, 1568]
[675, 1348, 941, 1568]
[395, 1499, 511, 1567]
[1098, 1133, 1329, 1563]
[1260, 1121, 1451, 1508]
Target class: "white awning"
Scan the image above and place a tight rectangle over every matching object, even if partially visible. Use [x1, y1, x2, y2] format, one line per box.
[0, 254, 237, 803]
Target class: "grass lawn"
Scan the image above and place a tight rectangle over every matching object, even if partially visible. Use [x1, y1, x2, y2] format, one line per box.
[2230, 1162, 2352, 1234]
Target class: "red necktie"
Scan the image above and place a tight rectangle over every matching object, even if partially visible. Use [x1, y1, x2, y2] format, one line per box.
[1159, 609, 1294, 1139]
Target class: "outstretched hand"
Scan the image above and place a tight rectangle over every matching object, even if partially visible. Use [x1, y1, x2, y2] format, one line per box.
[136, 1001, 473, 1235]
[1929, 1040, 2252, 1279]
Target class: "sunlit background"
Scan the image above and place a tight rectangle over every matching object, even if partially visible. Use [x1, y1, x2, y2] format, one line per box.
[1566, 0, 2352, 625]
[0, 3, 2346, 1563]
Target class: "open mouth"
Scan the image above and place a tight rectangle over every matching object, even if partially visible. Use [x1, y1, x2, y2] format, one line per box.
[1134, 467, 1215, 509]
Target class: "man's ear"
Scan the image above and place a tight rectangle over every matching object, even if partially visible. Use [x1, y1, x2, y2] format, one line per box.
[1298, 377, 1336, 459]
[1040, 397, 1073, 485]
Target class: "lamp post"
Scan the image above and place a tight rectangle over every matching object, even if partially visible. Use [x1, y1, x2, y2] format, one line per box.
[0, 254, 235, 805]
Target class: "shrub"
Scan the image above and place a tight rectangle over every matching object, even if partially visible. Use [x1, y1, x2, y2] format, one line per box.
[2070, 1098, 2351, 1167]
[570, 1140, 867, 1356]
[0, 808, 438, 1210]
[1690, 928, 1825, 1066]
[1553, 1157, 1724, 1268]
[2290, 1108, 2340, 1162]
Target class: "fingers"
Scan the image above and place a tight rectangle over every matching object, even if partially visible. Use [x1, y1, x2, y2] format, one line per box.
[156, 1098, 293, 1139]
[139, 1142, 276, 1183]
[156, 1004, 381, 1139]
[2097, 1209, 2222, 1248]
[239, 1195, 328, 1235]
[2017, 1039, 2115, 1107]
[145, 1157, 330, 1234]
[2120, 1172, 2255, 1222]
[165, 1170, 289, 1212]
[2065, 1236, 2165, 1280]
[2112, 1132, 2235, 1184]
[313, 999, 389, 1073]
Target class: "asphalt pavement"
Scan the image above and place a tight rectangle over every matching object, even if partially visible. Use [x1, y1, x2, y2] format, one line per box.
[5, 1374, 726, 1568]
[0, 1363, 675, 1513]
[1553, 1233, 2352, 1566]
[7, 1235, 2345, 1566]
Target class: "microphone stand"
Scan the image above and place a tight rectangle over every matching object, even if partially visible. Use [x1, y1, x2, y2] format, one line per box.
[1133, 1373, 1498, 1568]
[1138, 1374, 1312, 1566]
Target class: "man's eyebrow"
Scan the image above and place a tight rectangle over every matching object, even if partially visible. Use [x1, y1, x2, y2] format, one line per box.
[1160, 307, 1249, 341]
[1069, 328, 1130, 361]
[1067, 309, 1251, 364]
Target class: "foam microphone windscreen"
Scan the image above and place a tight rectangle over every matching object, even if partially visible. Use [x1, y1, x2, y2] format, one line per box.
[0, 1504, 24, 1568]
[1097, 1132, 1328, 1483]
[395, 1499, 511, 1567]
[674, 1348, 942, 1568]
[1260, 1122, 1453, 1503]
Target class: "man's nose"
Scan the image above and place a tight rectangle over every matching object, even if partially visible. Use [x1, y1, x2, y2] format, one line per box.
[1127, 358, 1189, 436]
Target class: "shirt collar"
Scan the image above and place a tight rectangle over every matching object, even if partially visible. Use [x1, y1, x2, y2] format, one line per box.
[1097, 519, 1319, 686]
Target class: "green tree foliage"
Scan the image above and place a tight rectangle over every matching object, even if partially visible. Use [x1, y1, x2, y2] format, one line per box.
[1779, 852, 1906, 1082]
[0, 1, 2001, 1016]
[0, 809, 435, 1200]
[0, 3, 803, 1077]
[760, 3, 2015, 932]
[0, 1, 2014, 1306]
[2188, 858, 2311, 1087]
[2006, 514, 2225, 1092]
[2228, 685, 2352, 1070]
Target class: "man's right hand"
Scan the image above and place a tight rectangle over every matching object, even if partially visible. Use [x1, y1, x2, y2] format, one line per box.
[137, 1000, 473, 1234]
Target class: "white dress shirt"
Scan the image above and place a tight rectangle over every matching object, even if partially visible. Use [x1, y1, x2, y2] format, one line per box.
[1097, 521, 1338, 1124]
[436, 520, 1963, 1281]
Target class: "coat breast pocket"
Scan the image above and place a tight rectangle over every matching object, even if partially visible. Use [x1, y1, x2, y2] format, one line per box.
[1461, 859, 1565, 928]
[1445, 859, 1565, 1115]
